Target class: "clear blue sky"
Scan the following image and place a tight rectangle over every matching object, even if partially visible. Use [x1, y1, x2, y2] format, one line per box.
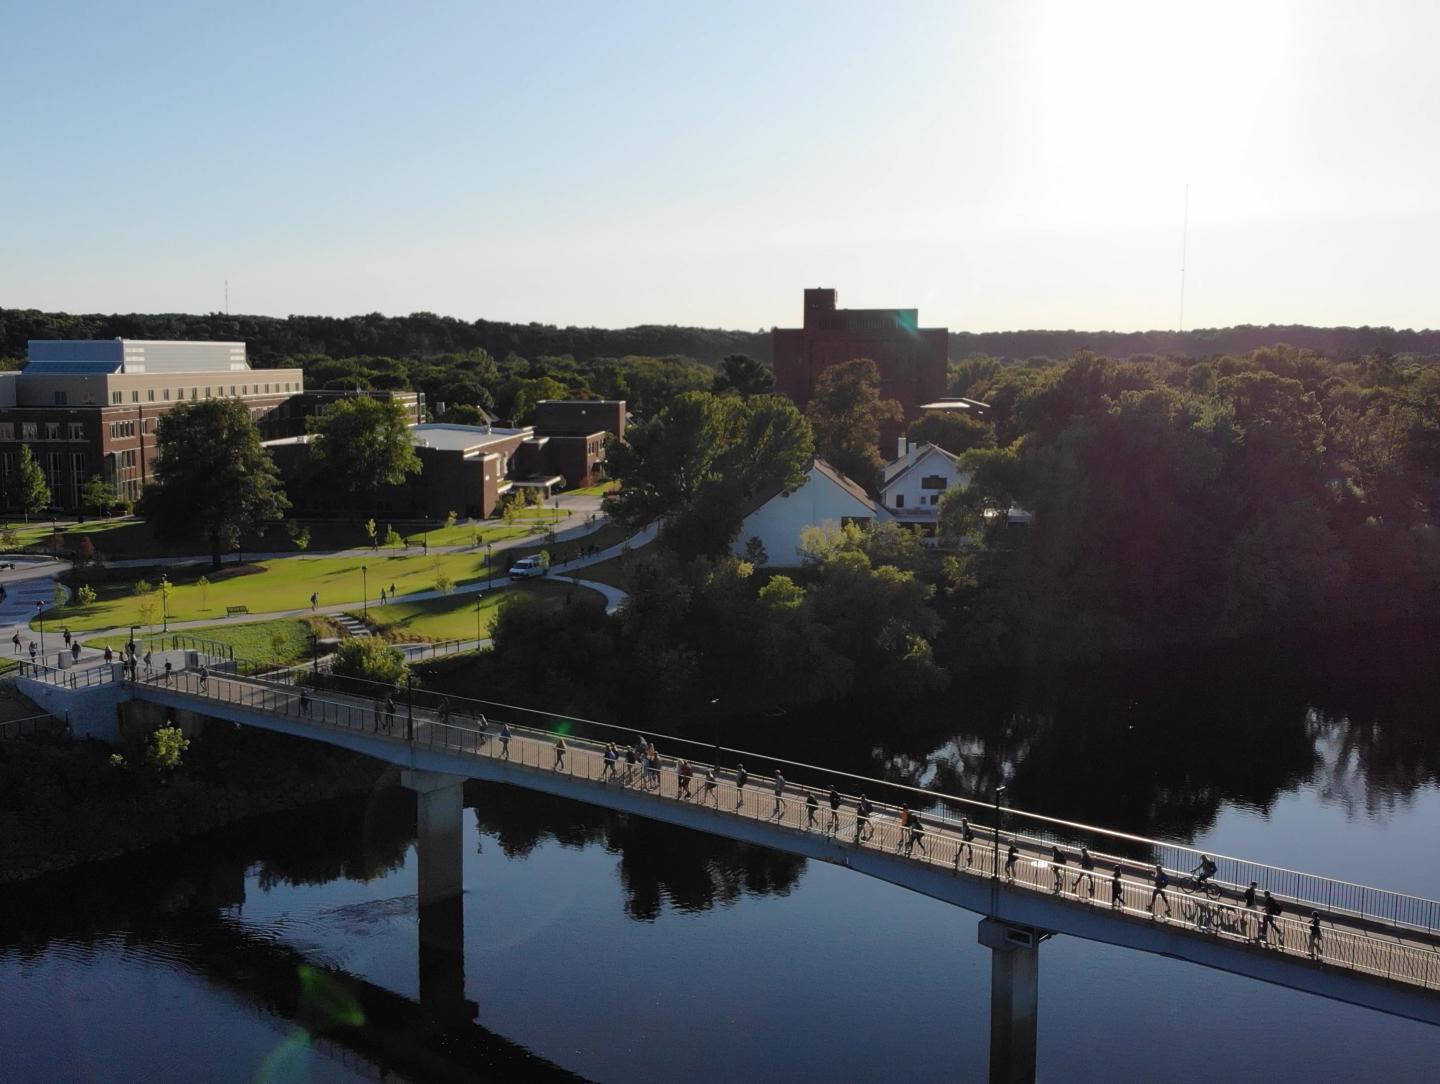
[3, 1, 1436, 332]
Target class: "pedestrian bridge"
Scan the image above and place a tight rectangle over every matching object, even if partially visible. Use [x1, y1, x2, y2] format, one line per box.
[19, 651, 1440, 1082]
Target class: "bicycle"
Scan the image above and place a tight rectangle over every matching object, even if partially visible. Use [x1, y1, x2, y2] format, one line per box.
[1180, 873, 1223, 900]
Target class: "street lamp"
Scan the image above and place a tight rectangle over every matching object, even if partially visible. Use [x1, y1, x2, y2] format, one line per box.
[361, 565, 368, 619]
[991, 783, 1008, 915]
[160, 575, 171, 632]
[309, 632, 319, 675]
[474, 595, 482, 643]
[34, 600, 44, 657]
[709, 697, 722, 768]
[485, 541, 493, 592]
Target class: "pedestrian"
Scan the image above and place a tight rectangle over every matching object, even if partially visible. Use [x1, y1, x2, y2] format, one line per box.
[805, 790, 819, 830]
[102, 645, 110, 663]
[497, 722, 511, 759]
[1110, 865, 1124, 909]
[602, 742, 618, 780]
[1050, 845, 1068, 892]
[373, 697, 383, 732]
[554, 735, 567, 771]
[771, 771, 786, 819]
[389, 583, 396, 599]
[678, 759, 693, 798]
[299, 688, 311, 717]
[310, 591, 318, 611]
[1074, 846, 1096, 897]
[958, 817, 975, 867]
[1005, 842, 1019, 881]
[143, 649, 152, 675]
[71, 640, 81, 662]
[476, 712, 490, 746]
[1150, 863, 1173, 919]
[384, 694, 396, 734]
[11, 632, 20, 654]
[63, 627, 71, 647]
[645, 742, 660, 789]
[1262, 891, 1283, 945]
[380, 588, 387, 605]
[436, 696, 451, 726]
[197, 664, 208, 691]
[703, 766, 719, 806]
[827, 785, 841, 835]
[734, 762, 748, 810]
[1308, 910, 1323, 959]
[910, 811, 927, 857]
[896, 804, 911, 853]
[164, 659, 173, 683]
[856, 794, 874, 843]
[1244, 881, 1259, 937]
[623, 743, 637, 784]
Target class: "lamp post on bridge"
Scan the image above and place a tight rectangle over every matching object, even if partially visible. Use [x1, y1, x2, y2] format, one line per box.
[34, 600, 44, 658]
[309, 632, 319, 676]
[991, 783, 1007, 916]
[361, 564, 368, 619]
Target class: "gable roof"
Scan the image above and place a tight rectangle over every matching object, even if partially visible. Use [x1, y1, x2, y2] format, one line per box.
[737, 457, 881, 520]
[881, 443, 964, 492]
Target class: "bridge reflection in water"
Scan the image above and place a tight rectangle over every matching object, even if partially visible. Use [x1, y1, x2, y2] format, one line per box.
[20, 652, 1440, 1084]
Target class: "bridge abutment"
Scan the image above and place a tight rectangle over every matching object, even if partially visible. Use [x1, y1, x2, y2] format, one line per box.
[401, 770, 472, 1025]
[978, 918, 1044, 1084]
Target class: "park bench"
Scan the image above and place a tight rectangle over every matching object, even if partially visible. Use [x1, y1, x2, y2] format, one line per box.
[226, 605, 249, 617]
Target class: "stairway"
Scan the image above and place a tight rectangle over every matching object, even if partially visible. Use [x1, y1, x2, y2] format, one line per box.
[332, 614, 372, 638]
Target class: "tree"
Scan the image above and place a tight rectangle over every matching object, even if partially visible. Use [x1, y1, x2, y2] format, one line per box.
[146, 725, 190, 771]
[306, 396, 421, 511]
[365, 517, 378, 548]
[444, 510, 457, 530]
[75, 584, 97, 607]
[906, 411, 995, 456]
[80, 474, 116, 516]
[196, 575, 211, 611]
[384, 526, 403, 551]
[435, 571, 455, 595]
[16, 445, 49, 521]
[289, 524, 311, 551]
[52, 582, 67, 608]
[743, 536, 768, 566]
[141, 399, 289, 570]
[712, 354, 774, 398]
[805, 359, 902, 492]
[509, 376, 568, 424]
[332, 637, 407, 685]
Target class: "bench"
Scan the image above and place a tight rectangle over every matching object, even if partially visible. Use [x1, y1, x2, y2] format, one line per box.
[226, 605, 249, 617]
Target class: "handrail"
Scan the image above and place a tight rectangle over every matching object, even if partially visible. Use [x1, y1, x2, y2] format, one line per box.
[132, 657, 1440, 943]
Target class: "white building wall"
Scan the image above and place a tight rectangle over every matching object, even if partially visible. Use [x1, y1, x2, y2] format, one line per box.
[731, 462, 887, 565]
[881, 448, 969, 516]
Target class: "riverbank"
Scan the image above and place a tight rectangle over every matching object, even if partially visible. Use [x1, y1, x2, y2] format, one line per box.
[0, 722, 396, 884]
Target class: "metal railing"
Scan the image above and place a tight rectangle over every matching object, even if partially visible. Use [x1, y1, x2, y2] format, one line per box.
[0, 711, 68, 739]
[17, 660, 117, 688]
[129, 659, 1440, 978]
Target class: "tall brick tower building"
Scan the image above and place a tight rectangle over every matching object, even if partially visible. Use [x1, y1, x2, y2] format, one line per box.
[772, 288, 948, 442]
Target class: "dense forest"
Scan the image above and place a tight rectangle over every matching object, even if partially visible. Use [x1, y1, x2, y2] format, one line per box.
[4, 306, 1437, 370]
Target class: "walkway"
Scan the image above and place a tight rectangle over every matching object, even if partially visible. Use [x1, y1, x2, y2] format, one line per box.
[32, 656, 1439, 1029]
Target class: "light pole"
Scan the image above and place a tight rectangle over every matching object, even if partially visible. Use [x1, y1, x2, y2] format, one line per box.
[361, 565, 368, 619]
[34, 600, 44, 657]
[309, 632, 319, 675]
[991, 783, 1008, 915]
[474, 595, 482, 643]
[709, 697, 722, 768]
[160, 575, 171, 632]
[485, 541, 493, 592]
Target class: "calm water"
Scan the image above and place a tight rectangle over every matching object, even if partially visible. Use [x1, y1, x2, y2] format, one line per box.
[4, 630, 1440, 1082]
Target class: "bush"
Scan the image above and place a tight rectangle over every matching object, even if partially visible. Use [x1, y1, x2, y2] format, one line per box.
[147, 725, 190, 771]
[75, 584, 98, 606]
[332, 637, 407, 686]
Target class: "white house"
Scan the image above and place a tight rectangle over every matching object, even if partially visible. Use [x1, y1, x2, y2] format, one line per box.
[731, 458, 890, 566]
[880, 439, 970, 541]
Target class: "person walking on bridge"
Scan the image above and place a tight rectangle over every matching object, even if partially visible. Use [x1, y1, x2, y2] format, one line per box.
[1074, 846, 1096, 897]
[553, 735, 567, 771]
[198, 665, 209, 692]
[499, 722, 511, 759]
[602, 743, 618, 780]
[1149, 863, 1172, 919]
[896, 805, 911, 853]
[1110, 865, 1124, 909]
[703, 766, 719, 806]
[805, 789, 818, 830]
[1261, 891, 1284, 946]
[143, 649, 152, 676]
[855, 794, 874, 843]
[957, 817, 975, 868]
[11, 632, 20, 654]
[1244, 882, 1259, 939]
[770, 771, 786, 820]
[62, 627, 71, 648]
[623, 743, 636, 784]
[1050, 845, 1068, 893]
[1308, 910, 1323, 959]
[827, 785, 841, 836]
[734, 763, 748, 810]
[383, 694, 396, 734]
[164, 659, 173, 684]
[678, 759, 694, 798]
[909, 811, 927, 857]
[1005, 842, 1019, 881]
[71, 640, 81, 663]
[299, 688, 311, 717]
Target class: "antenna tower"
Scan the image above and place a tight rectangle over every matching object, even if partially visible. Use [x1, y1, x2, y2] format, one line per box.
[1178, 185, 1189, 334]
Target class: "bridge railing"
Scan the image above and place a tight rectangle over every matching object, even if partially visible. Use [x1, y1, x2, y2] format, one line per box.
[17, 659, 117, 689]
[136, 657, 1440, 944]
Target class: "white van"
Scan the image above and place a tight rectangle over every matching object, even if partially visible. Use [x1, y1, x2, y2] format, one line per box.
[509, 556, 547, 580]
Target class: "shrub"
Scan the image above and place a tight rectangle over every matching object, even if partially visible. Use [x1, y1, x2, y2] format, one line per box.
[332, 637, 407, 686]
[146, 725, 190, 771]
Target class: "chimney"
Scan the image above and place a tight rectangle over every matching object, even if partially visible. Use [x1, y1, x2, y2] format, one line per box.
[897, 436, 908, 461]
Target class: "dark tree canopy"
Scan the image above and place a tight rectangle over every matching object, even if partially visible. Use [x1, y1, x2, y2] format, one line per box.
[141, 399, 289, 569]
[805, 358, 902, 493]
[306, 395, 422, 508]
[906, 410, 995, 456]
[712, 354, 775, 398]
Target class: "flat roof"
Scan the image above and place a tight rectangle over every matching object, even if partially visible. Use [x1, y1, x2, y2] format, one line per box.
[410, 423, 531, 452]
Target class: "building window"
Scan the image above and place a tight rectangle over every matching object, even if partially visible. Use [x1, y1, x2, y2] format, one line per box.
[67, 423, 84, 440]
[147, 389, 155, 401]
[38, 421, 54, 441]
[894, 493, 905, 508]
[242, 385, 248, 395]
[112, 391, 122, 404]
[920, 475, 948, 491]
[0, 423, 11, 441]
[190, 388, 197, 400]
[163, 388, 170, 400]
[132, 390, 139, 403]
[230, 386, 236, 396]
[53, 391, 67, 405]
[204, 387, 212, 399]
[22, 422, 37, 440]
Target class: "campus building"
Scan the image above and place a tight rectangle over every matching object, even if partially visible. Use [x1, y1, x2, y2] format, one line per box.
[0, 339, 305, 509]
[772, 288, 949, 443]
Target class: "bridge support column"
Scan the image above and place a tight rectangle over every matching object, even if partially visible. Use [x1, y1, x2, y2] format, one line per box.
[978, 918, 1043, 1084]
[402, 770, 473, 1025]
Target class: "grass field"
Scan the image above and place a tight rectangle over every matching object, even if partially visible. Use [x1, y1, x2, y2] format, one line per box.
[85, 617, 332, 666]
[352, 579, 603, 641]
[505, 522, 634, 569]
[44, 550, 509, 633]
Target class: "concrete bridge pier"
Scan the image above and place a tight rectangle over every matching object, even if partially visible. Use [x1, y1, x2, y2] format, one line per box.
[402, 770, 473, 1025]
[978, 918, 1046, 1084]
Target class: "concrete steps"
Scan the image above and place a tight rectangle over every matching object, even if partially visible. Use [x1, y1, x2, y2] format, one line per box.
[332, 614, 372, 638]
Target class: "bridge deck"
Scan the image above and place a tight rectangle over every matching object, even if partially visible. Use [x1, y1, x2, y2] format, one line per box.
[117, 664, 1440, 1004]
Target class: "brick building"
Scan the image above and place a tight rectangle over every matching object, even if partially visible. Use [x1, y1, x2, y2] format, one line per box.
[772, 288, 948, 442]
[0, 339, 304, 510]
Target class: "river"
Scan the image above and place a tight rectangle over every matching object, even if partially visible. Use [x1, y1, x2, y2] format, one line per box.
[3, 626, 1439, 1082]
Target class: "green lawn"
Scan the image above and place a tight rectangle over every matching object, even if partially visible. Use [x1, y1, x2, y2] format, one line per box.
[565, 554, 631, 589]
[45, 550, 507, 633]
[565, 482, 618, 498]
[351, 580, 603, 641]
[85, 617, 330, 666]
[505, 521, 634, 569]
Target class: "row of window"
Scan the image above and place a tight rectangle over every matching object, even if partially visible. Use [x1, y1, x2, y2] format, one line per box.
[107, 381, 299, 405]
[0, 422, 87, 442]
[892, 493, 942, 508]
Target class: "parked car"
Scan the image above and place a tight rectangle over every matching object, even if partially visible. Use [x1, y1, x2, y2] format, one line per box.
[509, 555, 547, 580]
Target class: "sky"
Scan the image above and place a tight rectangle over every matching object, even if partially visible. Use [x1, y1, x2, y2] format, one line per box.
[2, 1, 1437, 333]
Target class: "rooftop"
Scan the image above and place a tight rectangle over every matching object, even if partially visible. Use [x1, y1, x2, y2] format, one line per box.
[409, 423, 532, 453]
[25, 338, 249, 375]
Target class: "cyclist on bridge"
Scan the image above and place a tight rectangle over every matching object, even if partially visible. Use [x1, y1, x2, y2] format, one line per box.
[1073, 846, 1096, 897]
[1192, 854, 1218, 887]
